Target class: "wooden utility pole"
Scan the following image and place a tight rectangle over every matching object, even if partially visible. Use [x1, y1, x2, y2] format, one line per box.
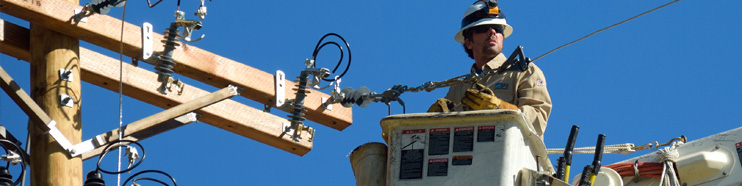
[0, 0, 354, 183]
[29, 0, 82, 185]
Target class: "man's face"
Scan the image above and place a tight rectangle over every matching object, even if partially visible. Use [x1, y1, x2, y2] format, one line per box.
[465, 25, 505, 60]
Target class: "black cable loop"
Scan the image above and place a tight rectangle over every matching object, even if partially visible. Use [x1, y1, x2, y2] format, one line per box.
[96, 140, 146, 175]
[0, 139, 28, 186]
[122, 170, 177, 186]
[147, 0, 164, 8]
[315, 41, 343, 74]
[311, 33, 352, 81]
[132, 177, 171, 186]
[3, 147, 8, 170]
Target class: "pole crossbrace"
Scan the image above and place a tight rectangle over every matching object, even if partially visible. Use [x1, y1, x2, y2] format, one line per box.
[78, 112, 199, 160]
[74, 85, 239, 159]
[0, 64, 53, 133]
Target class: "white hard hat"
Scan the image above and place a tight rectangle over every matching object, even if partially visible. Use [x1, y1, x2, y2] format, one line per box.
[454, 0, 513, 43]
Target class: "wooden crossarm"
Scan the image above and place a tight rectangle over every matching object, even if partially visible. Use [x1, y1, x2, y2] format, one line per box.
[0, 19, 313, 156]
[0, 0, 352, 130]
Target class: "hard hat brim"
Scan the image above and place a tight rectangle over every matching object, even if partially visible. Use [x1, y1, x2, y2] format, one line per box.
[454, 18, 513, 43]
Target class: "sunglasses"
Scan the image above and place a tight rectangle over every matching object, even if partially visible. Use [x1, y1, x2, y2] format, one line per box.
[466, 25, 504, 35]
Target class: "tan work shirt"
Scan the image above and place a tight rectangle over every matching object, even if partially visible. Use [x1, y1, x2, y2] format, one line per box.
[445, 53, 552, 137]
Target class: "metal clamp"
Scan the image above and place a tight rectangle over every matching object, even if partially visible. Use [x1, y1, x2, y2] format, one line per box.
[0, 151, 21, 165]
[275, 70, 286, 108]
[633, 135, 687, 151]
[282, 122, 316, 142]
[321, 97, 332, 111]
[159, 77, 185, 95]
[194, 0, 208, 20]
[125, 146, 140, 170]
[59, 69, 73, 82]
[74, 8, 89, 23]
[142, 22, 154, 60]
[60, 94, 74, 107]
[174, 10, 205, 43]
[167, 78, 185, 95]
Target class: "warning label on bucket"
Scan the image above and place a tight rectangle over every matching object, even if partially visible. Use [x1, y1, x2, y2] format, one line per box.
[453, 126, 474, 152]
[401, 129, 426, 150]
[452, 155, 473, 166]
[429, 128, 450, 155]
[477, 125, 496, 142]
[427, 158, 449, 177]
[400, 129, 426, 179]
[400, 149, 424, 179]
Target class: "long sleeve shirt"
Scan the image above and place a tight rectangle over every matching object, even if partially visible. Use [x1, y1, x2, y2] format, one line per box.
[444, 53, 552, 137]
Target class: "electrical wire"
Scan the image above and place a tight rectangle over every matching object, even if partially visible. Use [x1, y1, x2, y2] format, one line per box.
[392, 0, 684, 97]
[117, 1, 129, 185]
[311, 33, 352, 81]
[20, 131, 29, 186]
[0, 139, 29, 186]
[132, 177, 171, 186]
[532, 0, 681, 62]
[122, 170, 177, 186]
[96, 140, 146, 175]
[147, 0, 164, 8]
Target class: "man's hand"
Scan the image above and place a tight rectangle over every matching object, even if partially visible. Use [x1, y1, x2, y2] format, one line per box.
[462, 83, 518, 110]
[427, 98, 455, 112]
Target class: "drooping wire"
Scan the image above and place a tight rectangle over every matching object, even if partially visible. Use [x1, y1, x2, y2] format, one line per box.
[311, 33, 352, 81]
[96, 140, 146, 174]
[132, 177, 171, 185]
[532, 0, 681, 62]
[122, 170, 177, 186]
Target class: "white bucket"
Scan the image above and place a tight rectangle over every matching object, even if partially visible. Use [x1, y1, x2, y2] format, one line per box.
[350, 142, 388, 186]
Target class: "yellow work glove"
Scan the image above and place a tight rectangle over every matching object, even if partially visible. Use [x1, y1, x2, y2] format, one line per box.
[427, 98, 455, 112]
[462, 83, 518, 110]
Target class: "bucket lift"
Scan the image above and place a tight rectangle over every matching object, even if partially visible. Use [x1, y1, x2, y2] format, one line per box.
[350, 109, 742, 186]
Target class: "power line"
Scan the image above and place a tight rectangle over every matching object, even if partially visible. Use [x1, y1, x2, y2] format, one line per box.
[532, 0, 681, 62]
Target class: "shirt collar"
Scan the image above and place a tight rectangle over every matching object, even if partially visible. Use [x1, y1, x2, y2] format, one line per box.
[470, 53, 508, 74]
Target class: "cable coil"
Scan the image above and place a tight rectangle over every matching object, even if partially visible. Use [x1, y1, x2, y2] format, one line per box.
[96, 140, 145, 174]
[0, 139, 28, 186]
[287, 33, 352, 140]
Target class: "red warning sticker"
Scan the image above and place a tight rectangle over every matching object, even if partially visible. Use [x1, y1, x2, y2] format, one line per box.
[454, 126, 474, 152]
[455, 126, 475, 132]
[478, 125, 496, 142]
[401, 129, 426, 150]
[403, 129, 426, 134]
[452, 155, 473, 165]
[478, 125, 496, 130]
[428, 158, 449, 163]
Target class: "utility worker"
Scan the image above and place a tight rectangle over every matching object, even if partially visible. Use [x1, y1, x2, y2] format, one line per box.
[428, 0, 552, 137]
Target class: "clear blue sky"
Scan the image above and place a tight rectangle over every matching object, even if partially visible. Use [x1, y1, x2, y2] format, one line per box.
[1, 0, 741, 185]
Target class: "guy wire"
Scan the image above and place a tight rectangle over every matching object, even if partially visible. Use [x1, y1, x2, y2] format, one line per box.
[532, 0, 680, 62]
[117, 1, 130, 185]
